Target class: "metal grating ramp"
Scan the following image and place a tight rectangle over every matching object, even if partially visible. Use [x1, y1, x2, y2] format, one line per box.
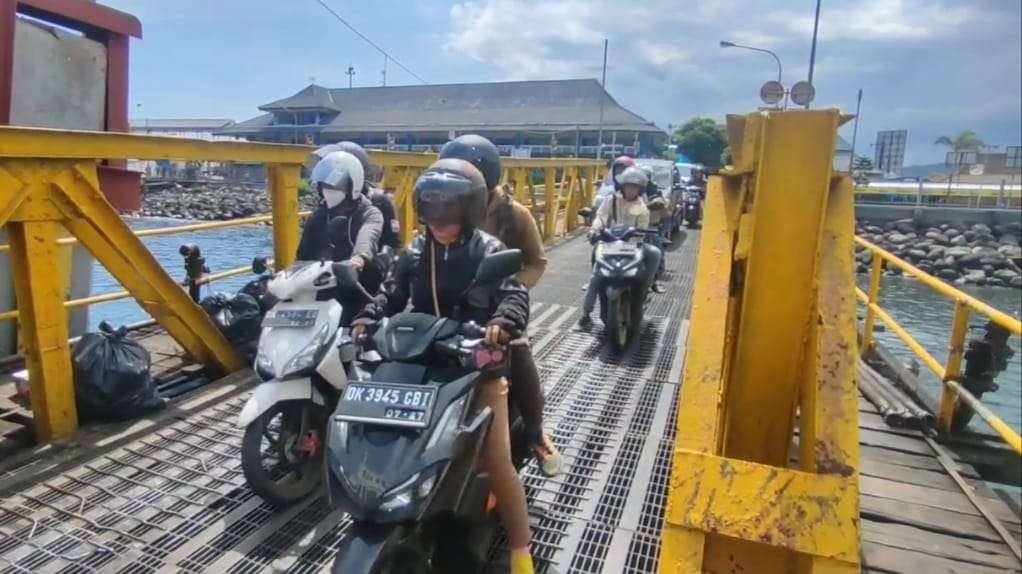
[0, 231, 698, 574]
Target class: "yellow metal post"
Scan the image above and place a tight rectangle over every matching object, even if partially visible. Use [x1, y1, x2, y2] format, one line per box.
[565, 167, 581, 233]
[514, 168, 529, 205]
[267, 163, 300, 269]
[860, 256, 883, 353]
[6, 220, 77, 441]
[660, 110, 860, 574]
[937, 300, 971, 433]
[542, 168, 556, 240]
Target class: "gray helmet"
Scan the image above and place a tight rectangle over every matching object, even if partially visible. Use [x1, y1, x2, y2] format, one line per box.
[439, 134, 502, 190]
[617, 166, 648, 189]
[310, 151, 365, 207]
[335, 141, 371, 175]
[413, 158, 488, 229]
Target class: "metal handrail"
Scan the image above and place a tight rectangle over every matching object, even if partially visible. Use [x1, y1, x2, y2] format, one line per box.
[855, 236, 1022, 453]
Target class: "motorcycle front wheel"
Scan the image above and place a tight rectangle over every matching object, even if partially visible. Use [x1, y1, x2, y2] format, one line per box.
[241, 400, 327, 507]
[606, 294, 631, 353]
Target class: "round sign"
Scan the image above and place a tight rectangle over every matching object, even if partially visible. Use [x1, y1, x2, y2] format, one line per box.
[759, 81, 785, 105]
[790, 81, 816, 106]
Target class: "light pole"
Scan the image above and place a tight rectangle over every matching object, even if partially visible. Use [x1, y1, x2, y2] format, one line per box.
[720, 40, 782, 85]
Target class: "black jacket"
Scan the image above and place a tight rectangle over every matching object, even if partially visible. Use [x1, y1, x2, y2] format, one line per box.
[356, 229, 529, 332]
[295, 195, 383, 262]
[368, 187, 400, 249]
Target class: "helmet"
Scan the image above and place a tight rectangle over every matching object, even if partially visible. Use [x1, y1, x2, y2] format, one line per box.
[639, 164, 654, 179]
[610, 155, 636, 186]
[439, 135, 502, 190]
[305, 143, 342, 173]
[310, 151, 366, 208]
[335, 141, 371, 176]
[413, 158, 488, 229]
[617, 165, 648, 189]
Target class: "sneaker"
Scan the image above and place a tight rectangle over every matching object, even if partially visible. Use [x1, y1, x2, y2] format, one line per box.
[511, 549, 535, 574]
[651, 282, 666, 294]
[578, 314, 593, 328]
[533, 434, 563, 477]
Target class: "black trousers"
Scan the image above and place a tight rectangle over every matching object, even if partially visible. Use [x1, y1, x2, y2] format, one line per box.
[508, 337, 544, 443]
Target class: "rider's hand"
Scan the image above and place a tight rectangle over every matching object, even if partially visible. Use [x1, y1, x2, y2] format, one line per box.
[351, 323, 366, 342]
[485, 323, 511, 346]
[348, 256, 365, 272]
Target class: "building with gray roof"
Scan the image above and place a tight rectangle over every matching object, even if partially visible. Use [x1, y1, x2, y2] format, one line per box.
[219, 79, 667, 158]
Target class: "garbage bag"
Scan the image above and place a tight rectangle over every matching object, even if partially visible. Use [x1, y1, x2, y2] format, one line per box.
[238, 277, 278, 313]
[72, 321, 164, 421]
[200, 292, 263, 346]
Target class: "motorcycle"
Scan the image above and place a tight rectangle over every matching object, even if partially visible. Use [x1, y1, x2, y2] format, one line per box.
[325, 250, 534, 574]
[238, 258, 368, 507]
[668, 183, 686, 236]
[683, 187, 703, 228]
[583, 222, 659, 353]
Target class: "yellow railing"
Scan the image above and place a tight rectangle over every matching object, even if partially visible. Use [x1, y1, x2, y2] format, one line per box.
[855, 236, 1022, 453]
[854, 185, 1022, 208]
[0, 126, 602, 441]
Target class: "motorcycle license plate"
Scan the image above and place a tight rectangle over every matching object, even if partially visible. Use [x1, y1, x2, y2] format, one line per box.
[334, 383, 436, 428]
[263, 309, 318, 328]
[604, 243, 637, 256]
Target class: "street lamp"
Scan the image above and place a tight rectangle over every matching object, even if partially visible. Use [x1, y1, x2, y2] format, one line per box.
[719, 40, 783, 85]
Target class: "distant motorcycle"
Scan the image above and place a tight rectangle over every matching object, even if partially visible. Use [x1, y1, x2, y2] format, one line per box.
[683, 188, 703, 229]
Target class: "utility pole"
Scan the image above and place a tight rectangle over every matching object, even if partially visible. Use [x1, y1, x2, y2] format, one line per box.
[807, 0, 822, 100]
[850, 88, 863, 172]
[597, 38, 608, 160]
[381, 55, 388, 87]
[346, 64, 356, 89]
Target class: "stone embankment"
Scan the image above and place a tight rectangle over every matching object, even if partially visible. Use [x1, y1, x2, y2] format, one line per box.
[140, 183, 319, 220]
[855, 219, 1022, 289]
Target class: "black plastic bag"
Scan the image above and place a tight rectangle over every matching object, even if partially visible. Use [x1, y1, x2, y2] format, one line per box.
[200, 292, 263, 346]
[238, 276, 278, 313]
[72, 322, 164, 421]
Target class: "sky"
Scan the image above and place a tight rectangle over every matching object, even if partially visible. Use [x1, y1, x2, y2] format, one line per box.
[104, 0, 1021, 165]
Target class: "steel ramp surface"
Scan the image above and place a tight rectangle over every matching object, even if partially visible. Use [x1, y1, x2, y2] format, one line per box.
[0, 231, 699, 573]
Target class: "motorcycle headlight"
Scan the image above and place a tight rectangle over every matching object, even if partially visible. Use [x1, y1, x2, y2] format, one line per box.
[283, 321, 332, 377]
[378, 463, 445, 512]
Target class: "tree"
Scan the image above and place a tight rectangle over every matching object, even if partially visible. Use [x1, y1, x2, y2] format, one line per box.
[720, 146, 732, 166]
[934, 129, 985, 151]
[672, 118, 728, 167]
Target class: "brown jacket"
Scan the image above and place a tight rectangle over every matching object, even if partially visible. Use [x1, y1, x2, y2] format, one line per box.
[482, 186, 548, 289]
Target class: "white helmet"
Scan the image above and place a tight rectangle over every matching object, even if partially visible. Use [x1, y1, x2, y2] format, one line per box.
[617, 165, 649, 189]
[310, 150, 365, 208]
[304, 143, 343, 173]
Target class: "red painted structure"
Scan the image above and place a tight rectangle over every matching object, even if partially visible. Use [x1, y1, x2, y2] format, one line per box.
[0, 0, 142, 210]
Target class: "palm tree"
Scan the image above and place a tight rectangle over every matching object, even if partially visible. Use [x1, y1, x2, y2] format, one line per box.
[934, 130, 985, 151]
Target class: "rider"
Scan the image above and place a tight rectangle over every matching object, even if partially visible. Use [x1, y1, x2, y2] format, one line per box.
[639, 164, 668, 287]
[352, 158, 536, 574]
[579, 165, 663, 327]
[295, 150, 384, 323]
[438, 134, 562, 477]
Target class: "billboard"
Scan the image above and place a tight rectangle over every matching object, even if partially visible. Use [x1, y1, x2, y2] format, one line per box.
[1007, 146, 1021, 169]
[874, 130, 907, 175]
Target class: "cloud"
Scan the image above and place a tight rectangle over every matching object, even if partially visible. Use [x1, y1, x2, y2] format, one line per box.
[769, 0, 979, 41]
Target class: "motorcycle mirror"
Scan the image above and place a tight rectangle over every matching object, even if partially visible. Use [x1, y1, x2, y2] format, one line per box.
[252, 256, 268, 275]
[332, 262, 360, 288]
[474, 249, 523, 285]
[578, 207, 593, 219]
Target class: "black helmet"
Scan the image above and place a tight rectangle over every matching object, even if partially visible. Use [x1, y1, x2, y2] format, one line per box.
[413, 158, 488, 229]
[439, 134, 502, 190]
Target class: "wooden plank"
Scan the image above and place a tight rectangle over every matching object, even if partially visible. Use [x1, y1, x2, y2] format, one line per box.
[861, 475, 1021, 525]
[859, 444, 978, 477]
[863, 521, 1022, 570]
[860, 458, 996, 499]
[859, 427, 939, 456]
[861, 494, 1020, 543]
[863, 540, 1020, 574]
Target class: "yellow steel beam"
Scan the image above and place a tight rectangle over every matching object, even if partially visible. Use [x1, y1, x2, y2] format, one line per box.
[0, 126, 310, 163]
[52, 162, 244, 373]
[723, 110, 840, 467]
[859, 257, 883, 353]
[6, 219, 77, 441]
[267, 163, 300, 269]
[667, 450, 859, 563]
[937, 301, 971, 432]
[542, 168, 557, 240]
[661, 174, 745, 572]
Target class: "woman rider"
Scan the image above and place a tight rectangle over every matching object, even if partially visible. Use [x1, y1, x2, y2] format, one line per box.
[351, 158, 536, 574]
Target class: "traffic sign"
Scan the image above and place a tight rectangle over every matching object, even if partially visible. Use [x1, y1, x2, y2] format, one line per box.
[759, 81, 785, 106]
[790, 81, 816, 106]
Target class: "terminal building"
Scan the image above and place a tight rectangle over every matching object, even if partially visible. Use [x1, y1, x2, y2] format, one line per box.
[219, 79, 668, 158]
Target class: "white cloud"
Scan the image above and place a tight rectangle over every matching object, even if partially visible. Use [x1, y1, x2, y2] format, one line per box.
[770, 0, 979, 41]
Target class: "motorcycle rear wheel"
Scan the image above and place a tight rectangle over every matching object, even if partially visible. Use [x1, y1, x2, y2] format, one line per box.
[241, 400, 326, 507]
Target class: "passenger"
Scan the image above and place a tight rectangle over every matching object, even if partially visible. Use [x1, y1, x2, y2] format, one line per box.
[351, 158, 536, 574]
[579, 165, 663, 327]
[295, 150, 384, 324]
[439, 134, 562, 477]
[639, 164, 667, 289]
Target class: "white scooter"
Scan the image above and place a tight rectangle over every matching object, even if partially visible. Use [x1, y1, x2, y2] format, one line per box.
[238, 257, 363, 506]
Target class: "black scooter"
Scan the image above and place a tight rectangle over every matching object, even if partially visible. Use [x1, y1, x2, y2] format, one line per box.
[325, 250, 533, 573]
[683, 187, 703, 228]
[578, 217, 659, 353]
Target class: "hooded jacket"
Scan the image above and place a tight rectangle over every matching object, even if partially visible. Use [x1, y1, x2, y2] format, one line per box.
[295, 195, 383, 263]
[481, 186, 548, 289]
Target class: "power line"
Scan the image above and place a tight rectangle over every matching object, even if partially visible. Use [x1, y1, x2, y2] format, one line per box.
[311, 0, 427, 85]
